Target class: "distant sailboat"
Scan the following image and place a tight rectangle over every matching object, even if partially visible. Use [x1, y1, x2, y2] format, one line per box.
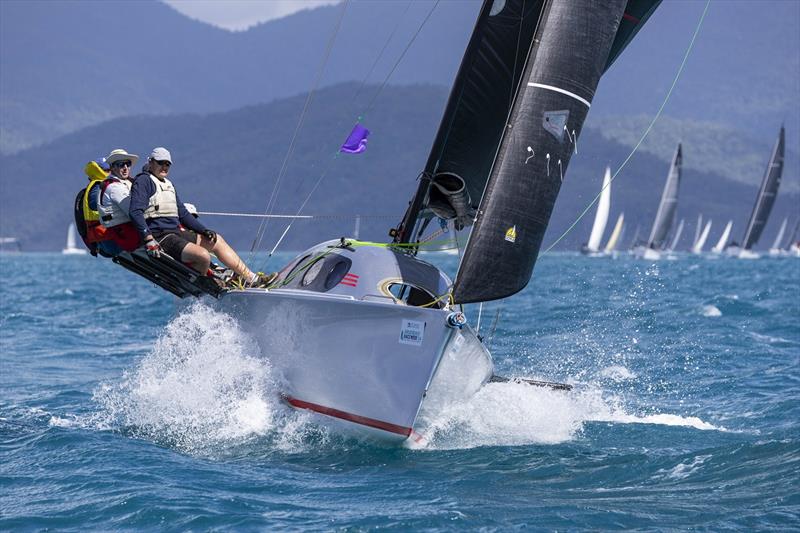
[62, 222, 87, 255]
[0, 237, 21, 253]
[768, 218, 787, 256]
[634, 143, 682, 260]
[693, 214, 703, 249]
[604, 213, 625, 254]
[691, 220, 712, 254]
[711, 220, 733, 254]
[785, 219, 800, 257]
[581, 167, 611, 256]
[736, 126, 785, 259]
[667, 218, 685, 252]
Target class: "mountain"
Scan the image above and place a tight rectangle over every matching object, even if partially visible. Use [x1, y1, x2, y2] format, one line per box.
[1, 84, 796, 252]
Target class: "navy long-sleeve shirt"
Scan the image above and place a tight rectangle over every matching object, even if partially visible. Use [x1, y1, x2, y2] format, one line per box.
[128, 172, 207, 239]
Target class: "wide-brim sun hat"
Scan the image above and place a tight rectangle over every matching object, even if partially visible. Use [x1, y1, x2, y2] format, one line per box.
[106, 148, 139, 167]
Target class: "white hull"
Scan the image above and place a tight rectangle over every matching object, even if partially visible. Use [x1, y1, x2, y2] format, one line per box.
[737, 249, 760, 260]
[632, 246, 662, 261]
[62, 247, 87, 255]
[217, 288, 492, 444]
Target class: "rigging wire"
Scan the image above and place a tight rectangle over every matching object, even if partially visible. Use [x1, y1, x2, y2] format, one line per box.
[540, 0, 711, 255]
[249, 0, 349, 262]
[256, 1, 442, 270]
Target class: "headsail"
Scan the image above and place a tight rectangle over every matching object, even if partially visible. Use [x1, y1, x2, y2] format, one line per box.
[712, 220, 732, 253]
[450, 1, 658, 304]
[785, 219, 800, 251]
[667, 218, 685, 252]
[586, 167, 612, 252]
[770, 218, 788, 251]
[646, 143, 682, 250]
[692, 220, 712, 254]
[604, 213, 625, 253]
[741, 126, 785, 250]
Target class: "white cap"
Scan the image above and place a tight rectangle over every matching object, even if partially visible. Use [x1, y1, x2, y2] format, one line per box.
[149, 147, 172, 163]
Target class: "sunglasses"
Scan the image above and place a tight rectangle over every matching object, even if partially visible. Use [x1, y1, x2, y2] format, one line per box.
[154, 160, 171, 167]
[113, 160, 132, 168]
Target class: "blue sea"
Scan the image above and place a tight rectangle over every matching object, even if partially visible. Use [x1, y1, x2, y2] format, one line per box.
[1, 251, 798, 531]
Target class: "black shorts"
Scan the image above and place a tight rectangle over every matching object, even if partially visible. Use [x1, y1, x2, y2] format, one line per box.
[153, 229, 199, 261]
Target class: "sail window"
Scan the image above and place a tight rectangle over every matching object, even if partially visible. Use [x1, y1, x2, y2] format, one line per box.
[384, 282, 441, 308]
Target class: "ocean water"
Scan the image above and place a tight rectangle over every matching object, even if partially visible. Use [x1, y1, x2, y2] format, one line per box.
[1, 251, 798, 530]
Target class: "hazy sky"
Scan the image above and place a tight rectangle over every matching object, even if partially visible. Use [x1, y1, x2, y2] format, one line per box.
[163, 0, 341, 31]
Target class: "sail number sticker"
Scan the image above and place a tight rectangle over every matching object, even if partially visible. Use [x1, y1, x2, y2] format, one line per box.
[399, 319, 425, 346]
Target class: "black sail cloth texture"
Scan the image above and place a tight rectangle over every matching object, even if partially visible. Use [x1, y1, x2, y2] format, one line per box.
[741, 126, 785, 250]
[453, 0, 629, 304]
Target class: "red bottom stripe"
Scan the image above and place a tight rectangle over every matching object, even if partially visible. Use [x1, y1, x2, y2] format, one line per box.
[284, 396, 412, 437]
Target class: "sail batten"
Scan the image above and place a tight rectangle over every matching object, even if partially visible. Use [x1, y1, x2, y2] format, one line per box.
[741, 126, 785, 250]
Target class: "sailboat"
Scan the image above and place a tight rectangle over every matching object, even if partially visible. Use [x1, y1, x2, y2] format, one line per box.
[603, 213, 625, 255]
[62, 222, 87, 255]
[785, 219, 800, 257]
[768, 217, 788, 256]
[710, 220, 732, 255]
[108, 0, 661, 444]
[633, 143, 682, 260]
[580, 166, 611, 256]
[665, 217, 684, 258]
[691, 219, 712, 254]
[731, 126, 785, 259]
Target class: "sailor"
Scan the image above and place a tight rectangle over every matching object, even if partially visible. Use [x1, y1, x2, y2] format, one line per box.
[73, 156, 110, 256]
[128, 147, 274, 287]
[97, 148, 142, 256]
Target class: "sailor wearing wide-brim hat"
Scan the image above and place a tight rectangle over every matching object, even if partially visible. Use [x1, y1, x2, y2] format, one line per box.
[105, 148, 139, 168]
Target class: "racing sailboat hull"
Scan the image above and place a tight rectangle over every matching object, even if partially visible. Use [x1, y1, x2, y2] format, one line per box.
[216, 242, 493, 444]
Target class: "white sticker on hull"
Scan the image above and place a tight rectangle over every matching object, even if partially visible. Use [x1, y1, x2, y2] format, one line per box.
[399, 319, 425, 346]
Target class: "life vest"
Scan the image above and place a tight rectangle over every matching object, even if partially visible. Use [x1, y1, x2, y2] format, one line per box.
[144, 175, 179, 220]
[73, 161, 110, 255]
[98, 177, 132, 228]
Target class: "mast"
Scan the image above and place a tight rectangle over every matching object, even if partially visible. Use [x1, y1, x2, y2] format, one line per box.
[741, 126, 785, 250]
[646, 143, 682, 249]
[586, 167, 612, 252]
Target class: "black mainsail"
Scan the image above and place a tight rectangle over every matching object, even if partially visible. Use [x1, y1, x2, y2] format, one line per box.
[741, 126, 785, 251]
[646, 143, 683, 250]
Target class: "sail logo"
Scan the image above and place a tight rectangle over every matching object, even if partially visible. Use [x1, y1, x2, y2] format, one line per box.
[543, 110, 569, 142]
[505, 225, 517, 243]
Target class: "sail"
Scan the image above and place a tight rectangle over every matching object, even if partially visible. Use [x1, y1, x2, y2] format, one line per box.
[741, 126, 785, 250]
[452, 1, 650, 304]
[770, 218, 787, 250]
[712, 220, 732, 253]
[396, 0, 661, 244]
[66, 222, 77, 250]
[692, 220, 712, 253]
[646, 143, 682, 249]
[586, 167, 612, 252]
[786, 219, 800, 251]
[693, 214, 703, 247]
[604, 213, 625, 252]
[667, 218, 684, 251]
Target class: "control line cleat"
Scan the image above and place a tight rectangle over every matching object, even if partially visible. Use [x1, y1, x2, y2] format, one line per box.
[247, 271, 277, 289]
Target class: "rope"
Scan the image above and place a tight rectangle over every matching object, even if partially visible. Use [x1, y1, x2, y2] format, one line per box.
[249, 0, 349, 260]
[540, 0, 711, 255]
[257, 1, 442, 270]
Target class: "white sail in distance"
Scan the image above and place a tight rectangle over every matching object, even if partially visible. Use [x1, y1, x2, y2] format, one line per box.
[667, 218, 685, 252]
[770, 217, 788, 251]
[586, 167, 612, 252]
[604, 213, 625, 252]
[692, 220, 712, 253]
[712, 220, 733, 253]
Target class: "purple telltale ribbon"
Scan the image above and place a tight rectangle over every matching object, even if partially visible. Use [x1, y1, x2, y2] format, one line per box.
[340, 123, 370, 154]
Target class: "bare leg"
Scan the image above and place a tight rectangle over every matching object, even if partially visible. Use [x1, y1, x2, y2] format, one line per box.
[180, 242, 212, 273]
[197, 233, 254, 280]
